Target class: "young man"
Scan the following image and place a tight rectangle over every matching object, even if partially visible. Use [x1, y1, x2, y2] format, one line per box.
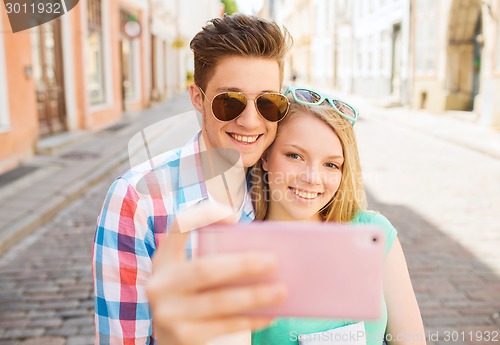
[92, 14, 292, 344]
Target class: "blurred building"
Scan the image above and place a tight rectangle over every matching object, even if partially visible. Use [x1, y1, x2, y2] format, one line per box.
[266, 0, 500, 128]
[411, 0, 500, 128]
[149, 0, 221, 100]
[271, 0, 336, 87]
[0, 0, 222, 174]
[271, 0, 411, 103]
[349, 0, 411, 106]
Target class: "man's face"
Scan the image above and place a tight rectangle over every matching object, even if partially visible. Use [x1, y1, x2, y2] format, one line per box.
[191, 56, 281, 168]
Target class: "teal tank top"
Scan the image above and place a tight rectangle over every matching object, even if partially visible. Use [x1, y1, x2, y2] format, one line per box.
[251, 211, 397, 345]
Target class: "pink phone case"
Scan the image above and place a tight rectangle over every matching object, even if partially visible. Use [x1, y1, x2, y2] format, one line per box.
[197, 222, 384, 320]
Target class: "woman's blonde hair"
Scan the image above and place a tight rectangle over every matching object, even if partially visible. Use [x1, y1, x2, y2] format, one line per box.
[250, 96, 367, 222]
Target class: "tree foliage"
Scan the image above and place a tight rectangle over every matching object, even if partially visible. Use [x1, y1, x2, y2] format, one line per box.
[220, 0, 238, 15]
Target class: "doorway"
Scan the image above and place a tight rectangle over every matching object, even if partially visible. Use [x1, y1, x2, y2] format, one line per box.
[446, 0, 482, 111]
[471, 14, 482, 110]
[391, 23, 402, 101]
[31, 19, 67, 138]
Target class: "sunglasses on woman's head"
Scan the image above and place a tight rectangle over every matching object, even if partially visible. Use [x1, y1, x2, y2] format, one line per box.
[284, 86, 359, 125]
[198, 86, 290, 123]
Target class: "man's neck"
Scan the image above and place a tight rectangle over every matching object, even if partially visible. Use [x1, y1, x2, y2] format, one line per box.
[198, 132, 247, 210]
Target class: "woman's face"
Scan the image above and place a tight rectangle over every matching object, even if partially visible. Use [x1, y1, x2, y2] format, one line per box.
[262, 112, 344, 221]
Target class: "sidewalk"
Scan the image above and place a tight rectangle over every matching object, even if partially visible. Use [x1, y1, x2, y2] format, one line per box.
[0, 93, 194, 255]
[320, 86, 500, 160]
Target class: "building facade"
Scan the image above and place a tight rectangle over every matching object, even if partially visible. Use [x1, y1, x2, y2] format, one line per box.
[272, 0, 411, 103]
[0, 0, 222, 174]
[272, 0, 336, 87]
[349, 0, 411, 105]
[149, 0, 222, 100]
[267, 0, 500, 128]
[411, 0, 500, 128]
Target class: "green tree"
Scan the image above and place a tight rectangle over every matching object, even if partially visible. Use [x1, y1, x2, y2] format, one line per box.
[220, 0, 238, 15]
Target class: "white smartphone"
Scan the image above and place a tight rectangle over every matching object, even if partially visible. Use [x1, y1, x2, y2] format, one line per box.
[197, 221, 385, 320]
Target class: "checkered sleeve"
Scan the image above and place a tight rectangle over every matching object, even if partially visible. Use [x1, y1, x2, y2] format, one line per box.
[92, 177, 157, 345]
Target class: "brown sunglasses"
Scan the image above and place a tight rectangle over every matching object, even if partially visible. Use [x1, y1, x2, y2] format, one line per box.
[198, 87, 290, 122]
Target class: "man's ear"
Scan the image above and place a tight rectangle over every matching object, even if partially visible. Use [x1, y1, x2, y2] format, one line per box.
[189, 84, 204, 113]
[261, 151, 269, 171]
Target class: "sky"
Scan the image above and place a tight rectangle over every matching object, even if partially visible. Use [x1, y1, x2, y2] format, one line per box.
[235, 0, 264, 14]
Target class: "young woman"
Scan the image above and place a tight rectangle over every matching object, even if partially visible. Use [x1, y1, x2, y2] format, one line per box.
[249, 87, 426, 345]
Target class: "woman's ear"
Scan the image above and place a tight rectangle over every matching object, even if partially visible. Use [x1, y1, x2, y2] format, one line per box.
[261, 152, 269, 171]
[189, 84, 204, 113]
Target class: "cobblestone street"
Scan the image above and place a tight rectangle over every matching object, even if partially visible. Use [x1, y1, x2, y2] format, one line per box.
[356, 108, 500, 344]
[0, 162, 124, 345]
[0, 98, 499, 344]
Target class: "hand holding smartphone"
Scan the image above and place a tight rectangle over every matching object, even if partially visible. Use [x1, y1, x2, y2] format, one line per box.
[197, 222, 384, 320]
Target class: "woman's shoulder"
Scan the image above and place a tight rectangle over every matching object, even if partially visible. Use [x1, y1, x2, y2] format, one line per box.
[352, 210, 395, 229]
[352, 210, 398, 255]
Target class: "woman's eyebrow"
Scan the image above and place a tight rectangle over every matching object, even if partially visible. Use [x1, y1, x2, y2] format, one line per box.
[283, 144, 305, 152]
[284, 144, 343, 160]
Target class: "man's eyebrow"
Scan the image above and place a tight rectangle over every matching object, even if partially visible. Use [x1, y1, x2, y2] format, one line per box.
[215, 87, 279, 93]
[215, 87, 241, 92]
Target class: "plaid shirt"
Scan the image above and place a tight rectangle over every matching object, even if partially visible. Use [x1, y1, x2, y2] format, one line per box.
[92, 131, 255, 344]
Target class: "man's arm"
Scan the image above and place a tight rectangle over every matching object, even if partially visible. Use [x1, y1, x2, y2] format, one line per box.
[147, 204, 287, 345]
[92, 177, 156, 344]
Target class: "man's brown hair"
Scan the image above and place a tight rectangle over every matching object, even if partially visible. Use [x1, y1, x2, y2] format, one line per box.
[190, 14, 293, 92]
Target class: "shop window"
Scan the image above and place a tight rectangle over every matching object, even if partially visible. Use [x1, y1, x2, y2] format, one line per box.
[87, 0, 106, 105]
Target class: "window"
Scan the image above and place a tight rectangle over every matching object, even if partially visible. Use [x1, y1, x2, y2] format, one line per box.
[357, 38, 363, 71]
[87, 0, 106, 105]
[120, 9, 140, 102]
[0, 13, 10, 131]
[414, 0, 437, 74]
[356, 0, 362, 18]
[380, 31, 385, 70]
[497, 21, 500, 70]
